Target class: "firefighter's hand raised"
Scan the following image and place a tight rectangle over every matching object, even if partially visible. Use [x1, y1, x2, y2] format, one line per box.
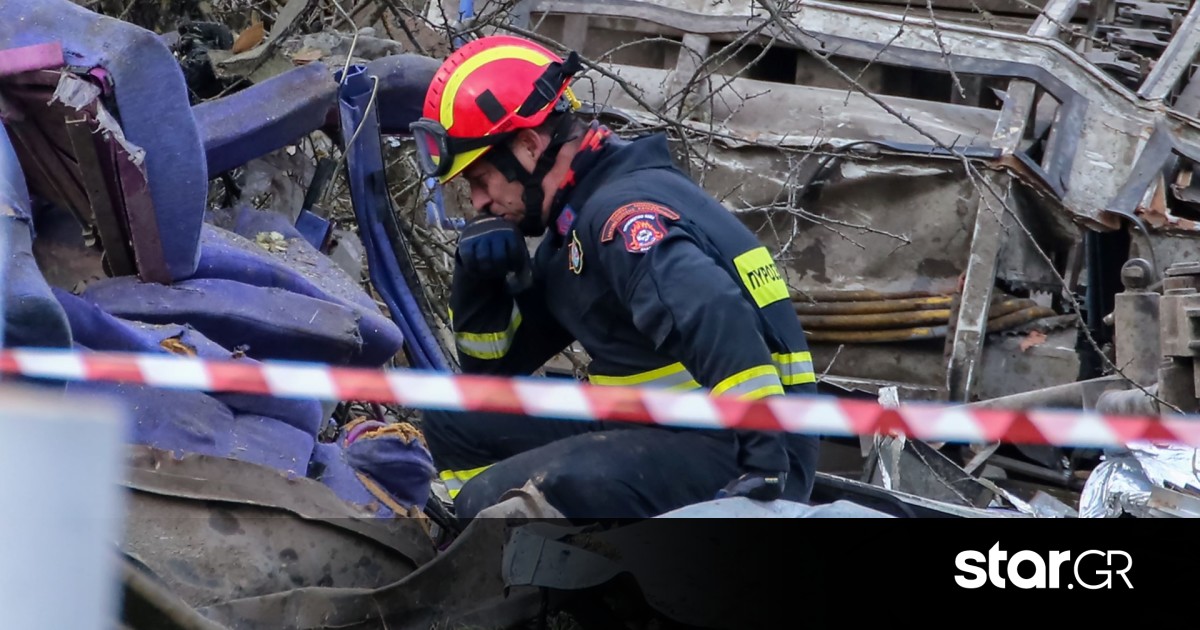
[456, 215, 528, 278]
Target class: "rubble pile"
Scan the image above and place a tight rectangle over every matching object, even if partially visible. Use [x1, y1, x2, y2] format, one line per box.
[17, 0, 1197, 522]
[5, 0, 1200, 627]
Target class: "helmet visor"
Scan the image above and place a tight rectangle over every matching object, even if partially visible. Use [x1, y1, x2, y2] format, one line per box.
[411, 118, 518, 182]
[411, 118, 452, 180]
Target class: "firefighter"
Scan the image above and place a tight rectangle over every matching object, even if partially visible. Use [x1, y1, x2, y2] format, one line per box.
[410, 35, 821, 521]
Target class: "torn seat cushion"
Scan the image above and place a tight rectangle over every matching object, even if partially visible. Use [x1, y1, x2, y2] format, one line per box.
[308, 442, 396, 518]
[66, 377, 314, 475]
[77, 276, 383, 365]
[191, 211, 403, 364]
[192, 62, 338, 176]
[366, 54, 442, 135]
[342, 420, 435, 510]
[0, 0, 207, 281]
[53, 288, 325, 436]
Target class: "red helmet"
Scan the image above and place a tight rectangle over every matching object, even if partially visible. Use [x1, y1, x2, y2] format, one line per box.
[412, 35, 582, 184]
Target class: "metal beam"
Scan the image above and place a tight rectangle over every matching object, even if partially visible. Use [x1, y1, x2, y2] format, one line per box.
[1138, 0, 1200, 102]
[532, 0, 1200, 230]
[945, 0, 1079, 402]
[945, 179, 1008, 402]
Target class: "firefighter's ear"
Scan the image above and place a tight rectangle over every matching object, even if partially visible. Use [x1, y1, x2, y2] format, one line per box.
[512, 128, 543, 169]
[516, 128, 543, 157]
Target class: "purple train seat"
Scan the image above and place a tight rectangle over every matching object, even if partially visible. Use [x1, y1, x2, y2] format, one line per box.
[1, 115, 72, 350]
[193, 61, 339, 177]
[53, 288, 325, 436]
[0, 0, 206, 283]
[366, 54, 442, 135]
[1, 0, 431, 514]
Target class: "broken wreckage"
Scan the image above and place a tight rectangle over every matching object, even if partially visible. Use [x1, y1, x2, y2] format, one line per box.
[3, 0, 1200, 627]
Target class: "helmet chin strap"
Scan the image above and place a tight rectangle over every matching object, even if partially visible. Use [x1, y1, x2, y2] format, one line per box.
[485, 114, 578, 237]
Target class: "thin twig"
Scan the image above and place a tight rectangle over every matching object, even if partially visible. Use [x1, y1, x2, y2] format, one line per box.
[925, 0, 969, 101]
[820, 344, 845, 380]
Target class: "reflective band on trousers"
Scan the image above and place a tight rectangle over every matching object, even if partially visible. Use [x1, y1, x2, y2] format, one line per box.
[438, 464, 491, 499]
[590, 354, 814, 395]
[452, 304, 522, 360]
[711, 364, 785, 400]
[588, 362, 701, 390]
[772, 351, 816, 386]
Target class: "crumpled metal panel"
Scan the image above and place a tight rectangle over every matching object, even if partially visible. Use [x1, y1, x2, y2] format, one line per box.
[197, 485, 548, 630]
[573, 63, 1002, 151]
[120, 446, 434, 611]
[1079, 442, 1200, 517]
[570, 65, 1070, 296]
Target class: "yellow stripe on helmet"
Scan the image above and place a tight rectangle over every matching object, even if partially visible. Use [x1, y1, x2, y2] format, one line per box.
[440, 45, 556, 131]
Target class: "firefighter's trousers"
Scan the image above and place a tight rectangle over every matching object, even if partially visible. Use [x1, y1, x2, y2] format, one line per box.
[422, 408, 777, 521]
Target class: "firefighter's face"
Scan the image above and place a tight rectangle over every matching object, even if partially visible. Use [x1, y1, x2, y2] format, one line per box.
[462, 130, 548, 224]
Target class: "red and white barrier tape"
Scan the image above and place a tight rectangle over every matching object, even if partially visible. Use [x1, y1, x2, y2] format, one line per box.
[1, 347, 1198, 449]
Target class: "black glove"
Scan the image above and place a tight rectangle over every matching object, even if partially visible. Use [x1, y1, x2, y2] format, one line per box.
[716, 471, 787, 501]
[455, 215, 528, 278]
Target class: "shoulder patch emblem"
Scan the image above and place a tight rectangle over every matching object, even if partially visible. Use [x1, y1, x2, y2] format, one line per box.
[621, 214, 667, 253]
[568, 230, 584, 274]
[601, 202, 680, 243]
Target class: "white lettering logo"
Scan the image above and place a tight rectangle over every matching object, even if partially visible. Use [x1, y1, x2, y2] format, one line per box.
[954, 543, 1132, 589]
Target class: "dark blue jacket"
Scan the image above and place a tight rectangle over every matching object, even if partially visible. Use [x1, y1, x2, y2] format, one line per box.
[449, 132, 819, 492]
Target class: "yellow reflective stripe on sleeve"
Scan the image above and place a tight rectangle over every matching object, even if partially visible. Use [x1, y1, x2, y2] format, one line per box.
[772, 351, 816, 386]
[711, 364, 785, 399]
[588, 362, 701, 390]
[441, 46, 556, 130]
[438, 464, 492, 499]
[454, 304, 522, 360]
[733, 246, 789, 308]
